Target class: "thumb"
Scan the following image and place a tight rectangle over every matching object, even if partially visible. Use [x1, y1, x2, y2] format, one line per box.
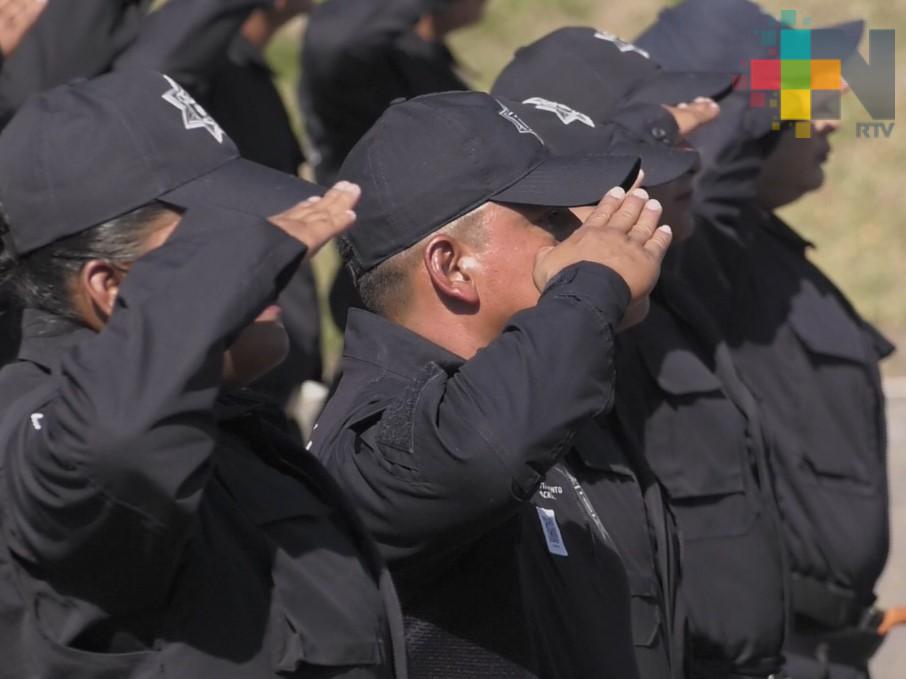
[532, 245, 556, 292]
[643, 225, 673, 259]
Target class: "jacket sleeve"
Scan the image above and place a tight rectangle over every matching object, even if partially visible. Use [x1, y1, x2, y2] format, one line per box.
[322, 262, 630, 566]
[1, 208, 305, 613]
[113, 0, 270, 87]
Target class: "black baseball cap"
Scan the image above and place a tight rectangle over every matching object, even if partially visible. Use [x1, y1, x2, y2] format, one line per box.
[0, 69, 322, 257]
[495, 96, 699, 188]
[635, 0, 863, 76]
[338, 91, 641, 279]
[492, 27, 737, 127]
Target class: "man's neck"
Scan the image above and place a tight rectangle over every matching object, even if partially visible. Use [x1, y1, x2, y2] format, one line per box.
[397, 312, 482, 361]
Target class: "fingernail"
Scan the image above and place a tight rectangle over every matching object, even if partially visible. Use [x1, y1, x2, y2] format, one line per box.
[608, 186, 626, 198]
[631, 188, 649, 200]
[306, 195, 321, 202]
[645, 199, 662, 211]
[677, 102, 689, 109]
[335, 180, 355, 192]
[658, 225, 673, 235]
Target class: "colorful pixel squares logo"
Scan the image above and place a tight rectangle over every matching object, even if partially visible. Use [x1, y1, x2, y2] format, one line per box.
[745, 9, 895, 139]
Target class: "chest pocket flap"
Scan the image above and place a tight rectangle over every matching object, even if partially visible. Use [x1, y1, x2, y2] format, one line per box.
[634, 304, 723, 396]
[788, 281, 870, 363]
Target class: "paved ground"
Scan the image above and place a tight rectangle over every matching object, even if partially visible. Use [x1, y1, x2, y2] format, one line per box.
[871, 382, 906, 679]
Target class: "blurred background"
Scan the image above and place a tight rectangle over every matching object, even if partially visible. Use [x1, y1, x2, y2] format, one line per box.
[264, 1, 905, 675]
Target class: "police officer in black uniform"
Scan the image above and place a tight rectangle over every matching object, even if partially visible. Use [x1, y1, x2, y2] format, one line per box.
[494, 27, 790, 679]
[0, 69, 405, 679]
[4, 0, 325, 407]
[636, 2, 901, 676]
[0, 0, 268, 360]
[308, 90, 675, 677]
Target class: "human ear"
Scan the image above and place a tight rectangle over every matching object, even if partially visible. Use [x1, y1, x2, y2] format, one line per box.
[80, 260, 125, 324]
[423, 234, 481, 309]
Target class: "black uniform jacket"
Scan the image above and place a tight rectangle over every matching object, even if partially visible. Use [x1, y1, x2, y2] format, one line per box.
[681, 206, 895, 626]
[614, 274, 789, 679]
[527, 425, 683, 679]
[310, 263, 657, 678]
[0, 209, 405, 679]
[299, 0, 468, 183]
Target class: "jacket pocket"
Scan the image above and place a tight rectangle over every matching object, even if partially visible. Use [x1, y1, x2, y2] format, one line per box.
[638, 342, 756, 540]
[786, 282, 884, 487]
[26, 595, 162, 679]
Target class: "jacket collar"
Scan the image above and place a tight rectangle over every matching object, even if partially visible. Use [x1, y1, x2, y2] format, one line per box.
[342, 308, 464, 381]
[757, 208, 814, 252]
[16, 308, 95, 371]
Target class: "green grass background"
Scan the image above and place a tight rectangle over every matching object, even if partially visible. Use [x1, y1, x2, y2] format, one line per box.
[264, 0, 906, 376]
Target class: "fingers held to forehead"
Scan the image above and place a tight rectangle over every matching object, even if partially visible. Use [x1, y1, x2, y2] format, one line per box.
[626, 197, 663, 244]
[644, 225, 673, 258]
[607, 188, 652, 233]
[580, 169, 646, 232]
[317, 180, 361, 212]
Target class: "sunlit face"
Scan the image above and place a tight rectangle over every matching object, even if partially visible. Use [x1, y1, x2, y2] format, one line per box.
[757, 120, 839, 210]
[473, 203, 580, 337]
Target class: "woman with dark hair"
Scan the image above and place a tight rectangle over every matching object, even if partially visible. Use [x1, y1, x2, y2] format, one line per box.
[0, 69, 406, 679]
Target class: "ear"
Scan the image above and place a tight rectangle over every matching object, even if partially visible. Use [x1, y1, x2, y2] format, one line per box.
[79, 260, 125, 324]
[423, 234, 481, 309]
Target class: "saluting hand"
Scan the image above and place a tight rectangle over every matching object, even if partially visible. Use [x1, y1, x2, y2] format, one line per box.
[0, 0, 46, 58]
[533, 175, 672, 322]
[533, 176, 673, 297]
[269, 181, 361, 259]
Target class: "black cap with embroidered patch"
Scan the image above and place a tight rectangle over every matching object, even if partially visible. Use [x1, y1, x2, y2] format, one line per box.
[493, 26, 737, 126]
[497, 95, 700, 188]
[0, 69, 322, 257]
[337, 90, 641, 280]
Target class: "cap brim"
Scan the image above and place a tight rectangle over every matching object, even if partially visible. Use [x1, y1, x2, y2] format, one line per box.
[491, 154, 641, 207]
[632, 71, 738, 107]
[611, 142, 698, 187]
[810, 20, 864, 62]
[161, 157, 323, 218]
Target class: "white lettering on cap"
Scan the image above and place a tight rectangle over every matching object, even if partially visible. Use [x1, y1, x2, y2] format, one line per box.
[496, 101, 543, 144]
[523, 97, 596, 128]
[161, 74, 225, 143]
[593, 30, 651, 59]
